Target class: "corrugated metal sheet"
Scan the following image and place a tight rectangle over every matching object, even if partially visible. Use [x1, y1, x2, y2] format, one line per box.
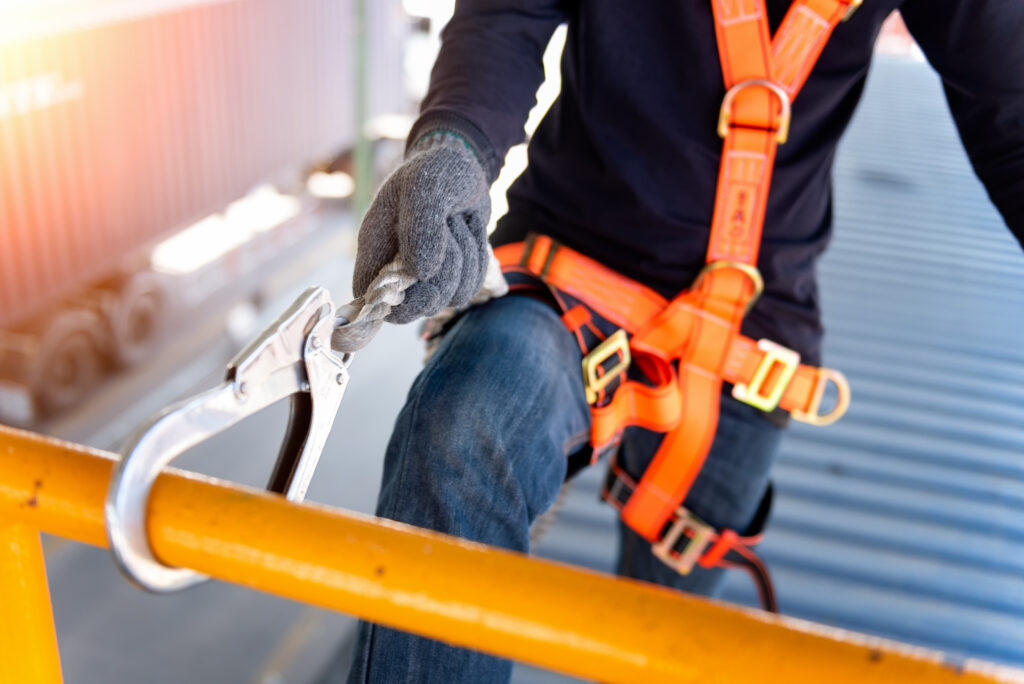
[0, 0, 406, 327]
[520, 56, 1024, 681]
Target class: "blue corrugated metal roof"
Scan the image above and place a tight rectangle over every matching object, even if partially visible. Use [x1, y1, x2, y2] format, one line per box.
[519, 56, 1024, 680]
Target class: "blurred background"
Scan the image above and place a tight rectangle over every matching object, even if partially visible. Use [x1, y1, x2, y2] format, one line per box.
[1, 3, 1023, 682]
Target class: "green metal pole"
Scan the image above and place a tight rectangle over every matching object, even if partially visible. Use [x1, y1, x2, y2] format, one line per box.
[353, 0, 373, 220]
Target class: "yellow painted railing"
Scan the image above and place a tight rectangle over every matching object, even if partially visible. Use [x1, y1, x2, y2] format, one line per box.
[1, 424, 1021, 684]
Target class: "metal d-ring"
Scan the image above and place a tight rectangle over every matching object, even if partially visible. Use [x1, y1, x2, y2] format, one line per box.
[718, 79, 792, 144]
[105, 286, 351, 593]
[692, 260, 765, 314]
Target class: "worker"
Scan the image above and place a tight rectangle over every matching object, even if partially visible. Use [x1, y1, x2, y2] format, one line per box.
[344, 1, 1024, 682]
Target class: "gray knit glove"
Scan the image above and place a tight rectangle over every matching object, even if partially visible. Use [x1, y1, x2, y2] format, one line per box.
[353, 132, 491, 324]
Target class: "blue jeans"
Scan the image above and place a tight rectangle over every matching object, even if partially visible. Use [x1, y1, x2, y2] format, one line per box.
[346, 295, 783, 683]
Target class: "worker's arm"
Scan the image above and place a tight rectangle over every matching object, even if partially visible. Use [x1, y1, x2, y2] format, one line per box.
[900, 0, 1024, 245]
[408, 0, 569, 182]
[353, 0, 568, 323]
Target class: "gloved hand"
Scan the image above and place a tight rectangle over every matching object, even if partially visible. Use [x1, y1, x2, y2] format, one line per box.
[353, 131, 491, 324]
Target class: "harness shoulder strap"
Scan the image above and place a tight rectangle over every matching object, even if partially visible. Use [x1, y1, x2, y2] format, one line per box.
[708, 0, 860, 266]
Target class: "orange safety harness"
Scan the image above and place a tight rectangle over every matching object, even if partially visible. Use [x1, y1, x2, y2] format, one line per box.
[494, 0, 859, 611]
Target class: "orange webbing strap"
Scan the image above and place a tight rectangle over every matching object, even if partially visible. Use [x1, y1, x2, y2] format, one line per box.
[707, 0, 779, 266]
[621, 374, 724, 538]
[772, 0, 862, 99]
[499, 237, 669, 330]
[619, 275, 742, 538]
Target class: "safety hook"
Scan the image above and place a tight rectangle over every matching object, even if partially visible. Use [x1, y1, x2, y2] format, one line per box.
[105, 286, 351, 592]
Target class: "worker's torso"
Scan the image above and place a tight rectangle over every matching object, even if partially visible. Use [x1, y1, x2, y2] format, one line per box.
[494, 0, 906, 364]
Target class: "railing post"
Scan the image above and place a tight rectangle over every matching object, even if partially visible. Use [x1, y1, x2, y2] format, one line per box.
[0, 520, 63, 683]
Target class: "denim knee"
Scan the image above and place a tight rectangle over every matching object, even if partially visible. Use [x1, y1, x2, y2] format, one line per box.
[376, 295, 590, 548]
[347, 296, 593, 684]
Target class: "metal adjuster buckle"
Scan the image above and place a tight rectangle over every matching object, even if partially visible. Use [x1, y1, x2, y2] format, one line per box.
[732, 339, 800, 412]
[842, 0, 863, 22]
[651, 507, 715, 575]
[718, 79, 792, 144]
[791, 367, 851, 426]
[519, 233, 560, 279]
[519, 233, 538, 268]
[582, 329, 631, 405]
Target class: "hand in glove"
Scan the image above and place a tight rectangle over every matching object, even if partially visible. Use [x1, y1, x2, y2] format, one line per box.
[353, 131, 491, 324]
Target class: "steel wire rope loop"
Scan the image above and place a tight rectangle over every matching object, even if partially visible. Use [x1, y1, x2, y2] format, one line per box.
[331, 247, 509, 354]
[331, 258, 416, 353]
[105, 286, 352, 592]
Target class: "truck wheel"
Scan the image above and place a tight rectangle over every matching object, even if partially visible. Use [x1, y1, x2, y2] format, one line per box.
[109, 271, 169, 367]
[30, 309, 105, 414]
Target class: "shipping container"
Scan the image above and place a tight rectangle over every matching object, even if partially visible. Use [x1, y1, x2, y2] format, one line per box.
[0, 0, 408, 414]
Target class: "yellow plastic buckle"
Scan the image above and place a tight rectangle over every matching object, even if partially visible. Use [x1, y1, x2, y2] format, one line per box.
[732, 339, 800, 412]
[718, 79, 792, 145]
[651, 508, 715, 575]
[582, 329, 631, 405]
[791, 368, 851, 426]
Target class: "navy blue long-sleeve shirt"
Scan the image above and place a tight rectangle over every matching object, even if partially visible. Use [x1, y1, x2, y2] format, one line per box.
[410, 0, 1024, 364]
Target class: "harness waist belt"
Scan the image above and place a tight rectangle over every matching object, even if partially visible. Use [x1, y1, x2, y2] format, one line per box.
[496, 237, 849, 432]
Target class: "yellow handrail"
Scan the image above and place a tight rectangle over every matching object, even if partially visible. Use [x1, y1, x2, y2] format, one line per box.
[0, 424, 1019, 684]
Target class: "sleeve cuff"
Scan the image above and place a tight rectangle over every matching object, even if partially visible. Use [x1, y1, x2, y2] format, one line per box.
[407, 109, 502, 183]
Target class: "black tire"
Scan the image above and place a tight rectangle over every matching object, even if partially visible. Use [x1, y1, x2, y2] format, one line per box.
[30, 309, 105, 414]
[108, 271, 168, 367]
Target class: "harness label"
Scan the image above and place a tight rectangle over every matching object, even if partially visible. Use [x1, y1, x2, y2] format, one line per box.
[711, 150, 767, 263]
[715, 0, 764, 25]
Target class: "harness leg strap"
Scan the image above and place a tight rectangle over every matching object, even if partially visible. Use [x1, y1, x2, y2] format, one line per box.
[621, 369, 723, 540]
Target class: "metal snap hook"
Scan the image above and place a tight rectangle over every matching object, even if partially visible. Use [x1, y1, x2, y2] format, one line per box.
[105, 286, 351, 593]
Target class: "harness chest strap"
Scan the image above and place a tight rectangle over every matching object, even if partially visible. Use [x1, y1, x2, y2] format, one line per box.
[708, 0, 862, 265]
